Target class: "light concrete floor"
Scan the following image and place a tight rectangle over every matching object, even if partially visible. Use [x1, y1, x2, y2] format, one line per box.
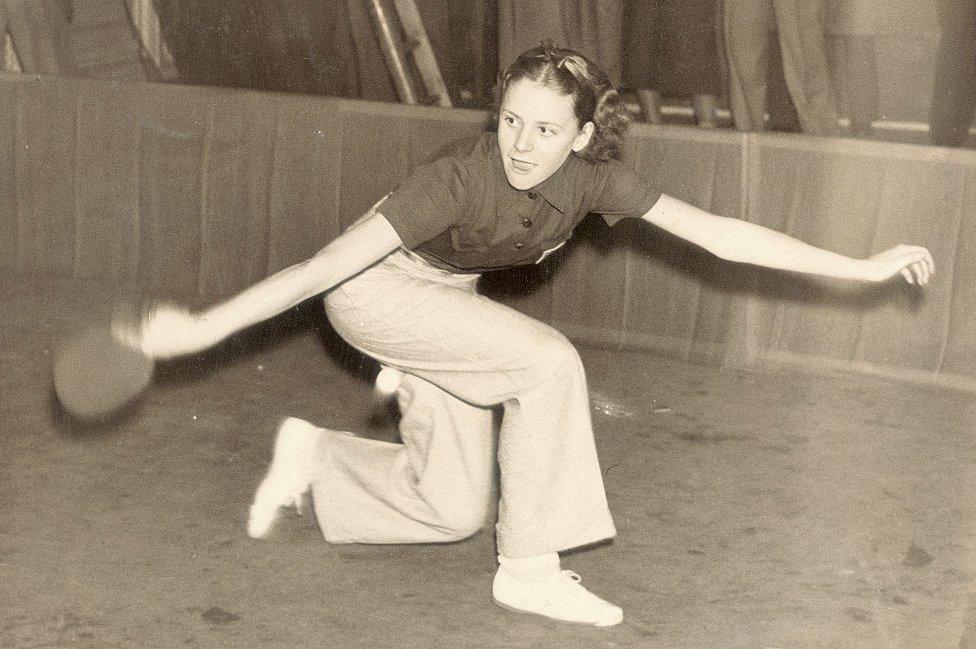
[2, 275, 975, 648]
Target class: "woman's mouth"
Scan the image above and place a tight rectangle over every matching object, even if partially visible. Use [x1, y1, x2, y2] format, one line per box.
[509, 157, 536, 173]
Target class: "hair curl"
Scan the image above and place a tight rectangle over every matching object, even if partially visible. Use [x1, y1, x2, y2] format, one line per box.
[494, 43, 631, 162]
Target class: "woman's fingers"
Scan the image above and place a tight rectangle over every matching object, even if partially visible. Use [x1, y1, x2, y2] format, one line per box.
[894, 247, 934, 285]
[912, 261, 927, 285]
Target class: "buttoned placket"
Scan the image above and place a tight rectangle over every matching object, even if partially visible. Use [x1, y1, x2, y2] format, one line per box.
[514, 190, 541, 252]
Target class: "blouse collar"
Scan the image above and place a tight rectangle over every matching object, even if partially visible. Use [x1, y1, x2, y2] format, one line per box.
[486, 133, 577, 214]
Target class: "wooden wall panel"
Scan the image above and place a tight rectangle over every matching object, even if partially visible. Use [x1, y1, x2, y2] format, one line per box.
[14, 78, 75, 274]
[0, 78, 19, 269]
[73, 81, 141, 284]
[402, 109, 485, 169]
[547, 219, 631, 345]
[943, 165, 976, 376]
[752, 142, 887, 366]
[134, 85, 208, 299]
[261, 96, 345, 273]
[751, 138, 970, 379]
[336, 106, 411, 227]
[607, 127, 745, 363]
[195, 92, 279, 299]
[848, 158, 961, 371]
[4, 74, 976, 390]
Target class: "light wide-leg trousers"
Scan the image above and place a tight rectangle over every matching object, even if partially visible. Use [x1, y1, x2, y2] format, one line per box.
[311, 249, 616, 557]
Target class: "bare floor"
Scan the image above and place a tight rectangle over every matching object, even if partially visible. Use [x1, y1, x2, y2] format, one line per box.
[2, 274, 975, 649]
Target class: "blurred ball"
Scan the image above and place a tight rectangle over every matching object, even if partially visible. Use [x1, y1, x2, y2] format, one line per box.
[374, 366, 403, 396]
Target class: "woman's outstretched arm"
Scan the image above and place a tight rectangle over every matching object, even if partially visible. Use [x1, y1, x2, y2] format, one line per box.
[640, 194, 935, 284]
[121, 212, 403, 359]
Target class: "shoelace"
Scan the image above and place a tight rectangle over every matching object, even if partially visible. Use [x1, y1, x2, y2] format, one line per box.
[561, 570, 582, 583]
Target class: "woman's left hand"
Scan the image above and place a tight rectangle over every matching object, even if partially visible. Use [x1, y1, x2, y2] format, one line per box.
[865, 245, 935, 285]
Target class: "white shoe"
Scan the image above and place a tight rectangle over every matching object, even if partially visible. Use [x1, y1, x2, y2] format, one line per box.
[492, 567, 623, 627]
[246, 417, 322, 539]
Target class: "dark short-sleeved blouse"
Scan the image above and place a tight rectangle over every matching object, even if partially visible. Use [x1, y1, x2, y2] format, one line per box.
[378, 132, 662, 273]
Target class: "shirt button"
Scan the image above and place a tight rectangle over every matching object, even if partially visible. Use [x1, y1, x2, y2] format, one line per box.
[514, 242, 525, 250]
[521, 218, 533, 228]
[527, 191, 538, 200]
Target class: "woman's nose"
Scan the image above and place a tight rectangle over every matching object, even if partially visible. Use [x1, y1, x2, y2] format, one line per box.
[514, 128, 533, 152]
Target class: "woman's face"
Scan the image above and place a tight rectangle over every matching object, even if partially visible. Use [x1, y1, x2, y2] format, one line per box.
[497, 78, 594, 190]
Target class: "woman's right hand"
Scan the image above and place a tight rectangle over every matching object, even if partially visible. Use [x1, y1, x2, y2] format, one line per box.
[113, 303, 224, 359]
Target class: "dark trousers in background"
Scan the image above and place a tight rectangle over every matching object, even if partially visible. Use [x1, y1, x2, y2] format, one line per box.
[930, 0, 976, 147]
[719, 0, 841, 136]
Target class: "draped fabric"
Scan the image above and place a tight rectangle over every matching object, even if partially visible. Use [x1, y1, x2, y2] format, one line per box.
[497, 0, 623, 84]
[154, 0, 390, 99]
[153, 0, 495, 106]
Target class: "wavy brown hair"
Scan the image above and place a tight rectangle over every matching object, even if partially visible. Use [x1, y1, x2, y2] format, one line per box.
[494, 43, 630, 162]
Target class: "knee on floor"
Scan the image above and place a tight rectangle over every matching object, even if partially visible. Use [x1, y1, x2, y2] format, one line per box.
[435, 500, 490, 541]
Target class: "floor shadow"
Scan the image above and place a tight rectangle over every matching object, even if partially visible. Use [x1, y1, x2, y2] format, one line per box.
[48, 388, 146, 439]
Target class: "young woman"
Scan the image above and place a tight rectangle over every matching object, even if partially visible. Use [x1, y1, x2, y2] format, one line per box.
[125, 45, 934, 627]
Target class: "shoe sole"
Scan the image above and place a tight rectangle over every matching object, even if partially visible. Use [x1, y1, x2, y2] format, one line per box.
[492, 596, 623, 627]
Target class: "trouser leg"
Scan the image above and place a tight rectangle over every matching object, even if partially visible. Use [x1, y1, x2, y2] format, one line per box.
[312, 251, 616, 555]
[492, 340, 613, 557]
[312, 371, 496, 544]
[720, 0, 776, 131]
[930, 0, 976, 146]
[772, 0, 841, 135]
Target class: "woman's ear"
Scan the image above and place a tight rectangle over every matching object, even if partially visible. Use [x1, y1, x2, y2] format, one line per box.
[572, 121, 595, 153]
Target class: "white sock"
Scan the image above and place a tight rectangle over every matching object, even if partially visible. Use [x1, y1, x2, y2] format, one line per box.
[497, 552, 560, 582]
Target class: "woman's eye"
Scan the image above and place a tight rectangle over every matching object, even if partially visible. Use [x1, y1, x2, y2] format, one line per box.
[503, 116, 516, 126]
[539, 126, 555, 136]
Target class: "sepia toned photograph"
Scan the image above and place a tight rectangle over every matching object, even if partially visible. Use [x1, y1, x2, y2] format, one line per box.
[0, 1, 969, 647]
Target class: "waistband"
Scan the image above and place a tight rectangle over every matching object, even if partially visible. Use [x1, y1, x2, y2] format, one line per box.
[383, 247, 481, 289]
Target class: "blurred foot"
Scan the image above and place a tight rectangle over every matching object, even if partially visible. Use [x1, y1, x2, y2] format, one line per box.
[492, 567, 623, 627]
[247, 417, 322, 538]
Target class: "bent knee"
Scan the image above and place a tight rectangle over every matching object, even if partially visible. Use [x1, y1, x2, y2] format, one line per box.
[436, 502, 490, 541]
[441, 520, 485, 542]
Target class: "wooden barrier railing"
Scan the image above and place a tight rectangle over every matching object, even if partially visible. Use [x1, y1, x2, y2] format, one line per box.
[1, 74, 972, 391]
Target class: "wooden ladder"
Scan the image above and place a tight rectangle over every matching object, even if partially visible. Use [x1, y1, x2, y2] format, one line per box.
[365, 0, 451, 107]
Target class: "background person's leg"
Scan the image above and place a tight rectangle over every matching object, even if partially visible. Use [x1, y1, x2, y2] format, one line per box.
[719, 0, 775, 131]
[930, 0, 976, 147]
[772, 0, 841, 136]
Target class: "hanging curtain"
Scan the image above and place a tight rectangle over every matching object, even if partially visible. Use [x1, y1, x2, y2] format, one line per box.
[497, 0, 623, 84]
[155, 0, 395, 101]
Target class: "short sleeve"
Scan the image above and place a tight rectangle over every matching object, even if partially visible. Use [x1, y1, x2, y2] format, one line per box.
[377, 154, 471, 249]
[588, 161, 663, 227]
